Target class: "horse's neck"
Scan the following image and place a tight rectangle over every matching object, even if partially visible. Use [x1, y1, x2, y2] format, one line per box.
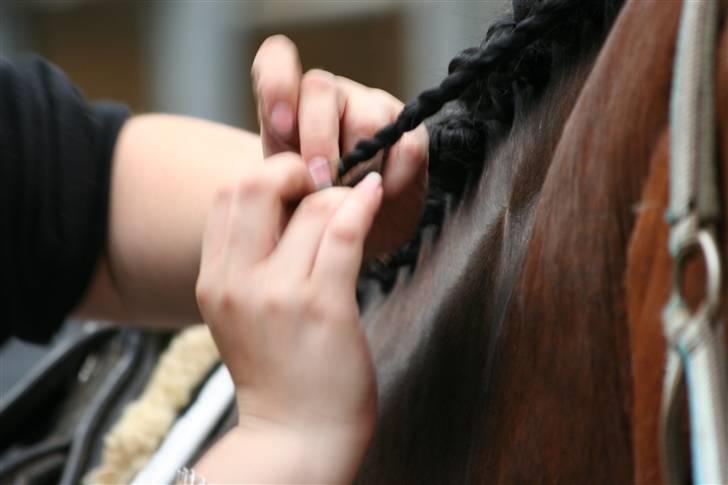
[357, 68, 593, 484]
[359, 1, 683, 483]
[363, 62, 593, 384]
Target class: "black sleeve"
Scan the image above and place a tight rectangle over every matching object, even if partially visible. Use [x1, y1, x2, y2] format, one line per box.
[0, 55, 131, 344]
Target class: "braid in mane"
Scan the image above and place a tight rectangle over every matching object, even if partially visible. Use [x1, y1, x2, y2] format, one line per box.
[339, 0, 581, 178]
[356, 0, 625, 299]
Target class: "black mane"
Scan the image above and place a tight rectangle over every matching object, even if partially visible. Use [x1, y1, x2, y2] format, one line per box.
[357, 0, 626, 299]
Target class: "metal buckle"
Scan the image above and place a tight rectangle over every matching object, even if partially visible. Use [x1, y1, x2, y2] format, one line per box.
[664, 228, 722, 354]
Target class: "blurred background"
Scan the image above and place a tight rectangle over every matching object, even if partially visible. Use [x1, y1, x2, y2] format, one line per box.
[0, 0, 508, 131]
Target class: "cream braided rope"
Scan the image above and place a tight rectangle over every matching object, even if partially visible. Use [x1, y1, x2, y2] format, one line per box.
[85, 324, 219, 485]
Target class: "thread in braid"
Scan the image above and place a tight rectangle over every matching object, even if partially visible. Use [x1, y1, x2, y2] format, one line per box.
[337, 0, 579, 179]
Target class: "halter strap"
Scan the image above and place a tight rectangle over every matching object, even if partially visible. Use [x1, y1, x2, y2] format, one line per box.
[662, 1, 728, 483]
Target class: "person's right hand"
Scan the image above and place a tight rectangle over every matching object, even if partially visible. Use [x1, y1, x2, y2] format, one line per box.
[251, 35, 429, 257]
[195, 152, 383, 483]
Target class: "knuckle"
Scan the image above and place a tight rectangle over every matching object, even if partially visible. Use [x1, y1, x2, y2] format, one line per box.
[260, 288, 291, 316]
[195, 279, 213, 308]
[305, 296, 329, 323]
[299, 193, 336, 217]
[302, 69, 336, 92]
[351, 114, 388, 138]
[270, 161, 309, 193]
[220, 273, 240, 310]
[371, 87, 402, 108]
[400, 130, 428, 163]
[217, 287, 238, 315]
[299, 285, 316, 308]
[299, 189, 349, 217]
[269, 151, 304, 167]
[329, 219, 360, 245]
[218, 275, 251, 316]
[236, 174, 268, 197]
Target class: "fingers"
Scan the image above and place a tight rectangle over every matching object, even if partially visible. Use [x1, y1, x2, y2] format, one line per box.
[339, 79, 403, 179]
[225, 154, 315, 268]
[382, 123, 429, 196]
[298, 69, 345, 188]
[252, 35, 302, 156]
[312, 173, 384, 297]
[268, 188, 349, 278]
[264, 152, 318, 201]
[253, 34, 416, 200]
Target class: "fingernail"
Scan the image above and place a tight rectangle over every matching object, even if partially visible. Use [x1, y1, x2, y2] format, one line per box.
[307, 156, 333, 189]
[270, 102, 294, 137]
[356, 172, 382, 196]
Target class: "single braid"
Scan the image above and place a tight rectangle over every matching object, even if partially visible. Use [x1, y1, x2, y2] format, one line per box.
[338, 0, 579, 178]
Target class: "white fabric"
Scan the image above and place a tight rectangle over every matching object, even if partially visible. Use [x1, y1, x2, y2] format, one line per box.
[131, 365, 234, 485]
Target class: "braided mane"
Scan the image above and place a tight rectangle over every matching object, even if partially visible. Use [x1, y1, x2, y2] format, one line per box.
[354, 0, 626, 296]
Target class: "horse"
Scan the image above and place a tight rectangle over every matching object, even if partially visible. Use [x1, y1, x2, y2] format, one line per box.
[338, 1, 728, 483]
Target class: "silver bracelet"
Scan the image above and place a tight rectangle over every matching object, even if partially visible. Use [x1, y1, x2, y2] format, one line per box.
[175, 467, 207, 484]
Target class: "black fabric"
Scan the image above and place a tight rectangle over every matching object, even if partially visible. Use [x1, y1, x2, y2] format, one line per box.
[0, 328, 159, 485]
[0, 324, 117, 449]
[0, 55, 130, 344]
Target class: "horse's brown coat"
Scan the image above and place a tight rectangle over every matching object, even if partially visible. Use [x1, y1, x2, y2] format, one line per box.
[357, 1, 727, 483]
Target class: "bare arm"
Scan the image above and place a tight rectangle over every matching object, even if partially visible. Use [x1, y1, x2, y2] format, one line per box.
[75, 114, 263, 326]
[74, 35, 428, 329]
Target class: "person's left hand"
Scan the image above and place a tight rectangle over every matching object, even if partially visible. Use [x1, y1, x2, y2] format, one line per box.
[195, 154, 382, 482]
[251, 35, 429, 257]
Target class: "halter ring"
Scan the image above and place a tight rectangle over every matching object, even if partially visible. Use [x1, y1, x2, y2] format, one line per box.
[664, 228, 722, 352]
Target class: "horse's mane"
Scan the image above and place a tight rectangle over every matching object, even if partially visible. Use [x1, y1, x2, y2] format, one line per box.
[347, 0, 693, 482]
[357, 0, 626, 299]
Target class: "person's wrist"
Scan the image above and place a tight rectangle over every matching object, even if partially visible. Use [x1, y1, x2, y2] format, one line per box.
[236, 413, 374, 483]
[194, 414, 374, 484]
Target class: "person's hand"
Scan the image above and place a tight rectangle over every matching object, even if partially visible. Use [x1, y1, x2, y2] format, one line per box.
[251, 34, 428, 257]
[195, 153, 382, 482]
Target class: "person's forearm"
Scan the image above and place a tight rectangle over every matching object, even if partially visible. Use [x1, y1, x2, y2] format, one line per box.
[193, 423, 370, 484]
[75, 114, 263, 326]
